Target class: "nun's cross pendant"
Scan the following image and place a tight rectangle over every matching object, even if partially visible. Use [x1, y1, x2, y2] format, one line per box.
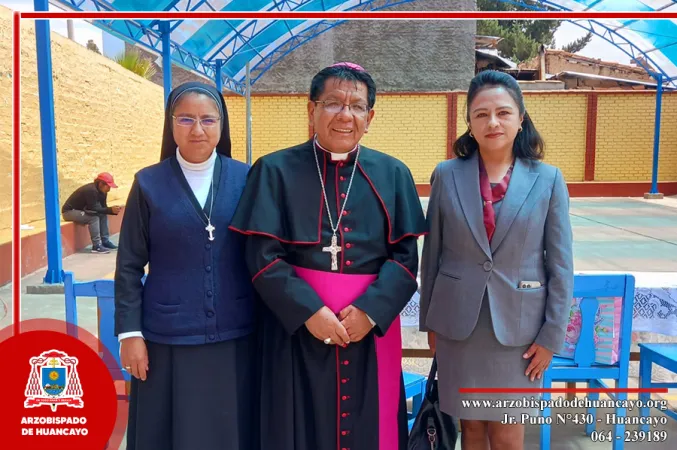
[206, 222, 215, 241]
[322, 233, 341, 271]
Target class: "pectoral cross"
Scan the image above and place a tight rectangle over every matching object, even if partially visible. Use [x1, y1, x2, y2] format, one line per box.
[205, 222, 215, 241]
[322, 233, 342, 271]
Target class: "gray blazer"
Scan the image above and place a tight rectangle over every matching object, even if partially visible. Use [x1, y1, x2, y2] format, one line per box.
[419, 152, 574, 353]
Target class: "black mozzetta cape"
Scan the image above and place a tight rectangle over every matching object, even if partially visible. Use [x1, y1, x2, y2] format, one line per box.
[229, 139, 427, 245]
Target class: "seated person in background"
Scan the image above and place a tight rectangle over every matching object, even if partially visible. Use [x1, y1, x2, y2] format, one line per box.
[62, 172, 122, 254]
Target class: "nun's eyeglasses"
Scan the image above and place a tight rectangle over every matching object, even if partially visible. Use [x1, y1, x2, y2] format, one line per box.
[172, 115, 221, 128]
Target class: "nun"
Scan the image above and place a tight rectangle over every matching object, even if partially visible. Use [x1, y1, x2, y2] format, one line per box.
[113, 81, 258, 450]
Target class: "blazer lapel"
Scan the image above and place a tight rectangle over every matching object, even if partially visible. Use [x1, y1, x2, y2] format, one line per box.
[490, 157, 539, 252]
[453, 153, 491, 259]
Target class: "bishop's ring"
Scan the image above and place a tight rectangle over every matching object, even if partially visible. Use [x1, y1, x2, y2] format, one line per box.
[324, 338, 332, 345]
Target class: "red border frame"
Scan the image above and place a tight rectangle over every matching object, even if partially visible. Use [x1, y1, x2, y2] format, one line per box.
[13, 10, 669, 399]
[12, 12, 20, 338]
[20, 11, 677, 19]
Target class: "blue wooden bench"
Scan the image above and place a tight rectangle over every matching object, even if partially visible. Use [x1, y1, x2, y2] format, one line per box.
[638, 343, 677, 430]
[403, 371, 426, 430]
[540, 273, 635, 450]
[63, 272, 129, 393]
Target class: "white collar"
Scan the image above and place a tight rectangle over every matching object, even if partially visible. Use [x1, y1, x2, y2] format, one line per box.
[313, 136, 358, 161]
[176, 147, 216, 172]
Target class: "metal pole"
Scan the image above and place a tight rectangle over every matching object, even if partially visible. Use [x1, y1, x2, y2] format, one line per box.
[246, 62, 252, 166]
[215, 60, 223, 94]
[66, 19, 74, 40]
[34, 0, 64, 284]
[160, 21, 172, 107]
[647, 73, 664, 198]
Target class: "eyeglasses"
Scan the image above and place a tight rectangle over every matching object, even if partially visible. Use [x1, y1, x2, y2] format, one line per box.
[314, 100, 370, 116]
[172, 115, 221, 128]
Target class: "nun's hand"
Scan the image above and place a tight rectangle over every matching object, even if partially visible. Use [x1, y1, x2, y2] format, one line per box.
[121, 337, 149, 381]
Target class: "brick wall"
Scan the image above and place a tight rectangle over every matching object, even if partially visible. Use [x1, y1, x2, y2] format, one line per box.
[595, 94, 677, 182]
[524, 93, 588, 182]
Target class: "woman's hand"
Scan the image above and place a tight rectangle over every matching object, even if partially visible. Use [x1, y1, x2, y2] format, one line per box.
[523, 343, 553, 381]
[120, 337, 149, 381]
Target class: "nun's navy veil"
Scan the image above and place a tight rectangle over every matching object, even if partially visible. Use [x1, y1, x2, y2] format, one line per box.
[159, 82, 232, 161]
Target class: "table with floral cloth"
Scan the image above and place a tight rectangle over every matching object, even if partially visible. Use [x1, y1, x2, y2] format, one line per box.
[400, 271, 677, 336]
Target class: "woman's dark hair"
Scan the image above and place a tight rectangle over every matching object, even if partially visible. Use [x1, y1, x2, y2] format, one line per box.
[453, 70, 544, 160]
[309, 64, 377, 109]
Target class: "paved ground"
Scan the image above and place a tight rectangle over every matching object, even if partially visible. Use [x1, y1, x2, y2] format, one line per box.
[1, 196, 677, 449]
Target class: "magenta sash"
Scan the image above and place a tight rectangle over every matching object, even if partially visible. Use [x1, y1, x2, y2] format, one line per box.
[293, 265, 403, 450]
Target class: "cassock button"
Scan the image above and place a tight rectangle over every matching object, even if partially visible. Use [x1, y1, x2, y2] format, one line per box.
[341, 378, 349, 384]
[343, 360, 350, 365]
[340, 176, 346, 181]
[344, 227, 350, 232]
[207, 290, 213, 297]
[342, 413, 350, 418]
[345, 261, 352, 266]
[339, 162, 344, 167]
[342, 395, 349, 400]
[341, 431, 350, 436]
[206, 265, 212, 272]
[342, 210, 349, 216]
[346, 243, 352, 249]
[340, 193, 346, 199]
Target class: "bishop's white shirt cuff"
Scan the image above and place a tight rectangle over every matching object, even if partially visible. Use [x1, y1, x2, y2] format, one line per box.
[118, 331, 144, 341]
[367, 315, 376, 327]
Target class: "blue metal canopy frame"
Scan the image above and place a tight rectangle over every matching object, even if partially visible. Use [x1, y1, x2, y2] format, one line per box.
[30, 0, 677, 284]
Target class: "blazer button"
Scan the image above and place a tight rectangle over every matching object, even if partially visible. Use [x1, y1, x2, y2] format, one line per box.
[483, 261, 493, 272]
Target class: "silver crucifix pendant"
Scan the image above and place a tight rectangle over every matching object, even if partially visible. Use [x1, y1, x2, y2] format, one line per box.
[322, 233, 342, 271]
[205, 222, 215, 241]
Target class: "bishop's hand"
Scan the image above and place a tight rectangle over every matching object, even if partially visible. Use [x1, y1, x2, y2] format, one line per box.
[339, 305, 374, 343]
[305, 306, 350, 346]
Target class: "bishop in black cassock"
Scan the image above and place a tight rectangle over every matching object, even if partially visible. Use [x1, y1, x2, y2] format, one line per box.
[229, 63, 427, 450]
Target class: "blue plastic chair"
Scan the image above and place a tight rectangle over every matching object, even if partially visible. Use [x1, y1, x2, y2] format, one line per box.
[638, 343, 677, 429]
[540, 273, 635, 450]
[403, 371, 426, 430]
[63, 271, 129, 390]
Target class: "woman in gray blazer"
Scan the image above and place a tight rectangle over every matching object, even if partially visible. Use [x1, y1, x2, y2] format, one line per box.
[420, 70, 574, 449]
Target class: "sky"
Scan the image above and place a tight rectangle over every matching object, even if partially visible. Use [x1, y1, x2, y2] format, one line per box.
[2, 1, 636, 68]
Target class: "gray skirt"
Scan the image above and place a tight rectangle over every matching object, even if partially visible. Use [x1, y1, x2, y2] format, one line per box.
[436, 293, 543, 422]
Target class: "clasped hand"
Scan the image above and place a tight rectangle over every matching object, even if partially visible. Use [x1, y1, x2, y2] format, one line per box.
[305, 305, 374, 346]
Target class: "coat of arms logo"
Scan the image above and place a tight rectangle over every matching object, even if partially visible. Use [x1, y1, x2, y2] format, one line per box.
[24, 350, 84, 411]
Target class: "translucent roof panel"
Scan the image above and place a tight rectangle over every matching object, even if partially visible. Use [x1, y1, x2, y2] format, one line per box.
[543, 0, 677, 86]
[49, 0, 677, 93]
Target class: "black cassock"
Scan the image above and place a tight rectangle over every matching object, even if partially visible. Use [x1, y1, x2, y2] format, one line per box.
[229, 140, 427, 450]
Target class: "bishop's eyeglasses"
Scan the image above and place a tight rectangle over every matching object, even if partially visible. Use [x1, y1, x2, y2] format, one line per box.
[172, 115, 221, 128]
[314, 100, 370, 116]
